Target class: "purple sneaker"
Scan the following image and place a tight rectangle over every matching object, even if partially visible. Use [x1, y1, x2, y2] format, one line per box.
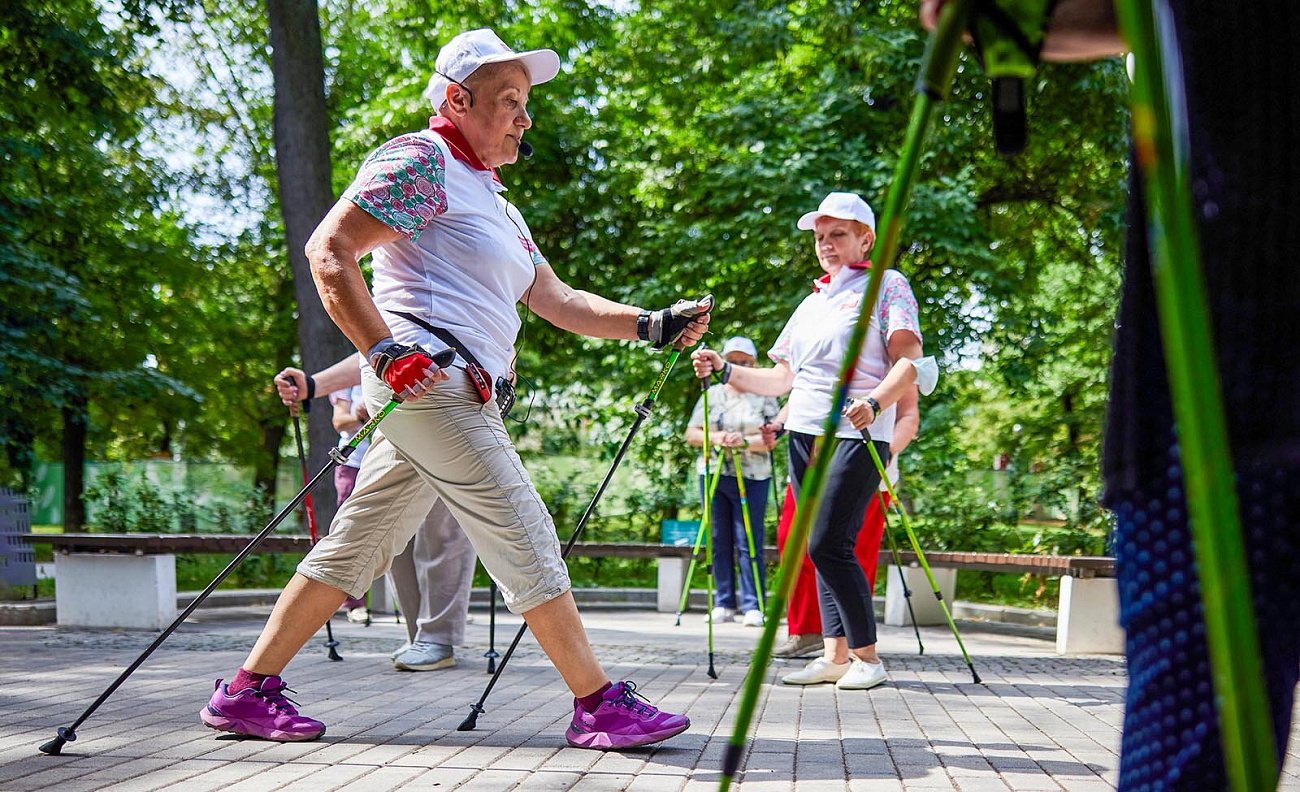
[200, 677, 326, 742]
[565, 681, 690, 750]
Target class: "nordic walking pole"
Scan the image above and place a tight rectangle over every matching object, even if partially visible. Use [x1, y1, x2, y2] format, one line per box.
[37, 349, 457, 756]
[289, 403, 342, 661]
[877, 490, 924, 655]
[457, 335, 699, 731]
[730, 449, 766, 615]
[1115, 2, 1273, 787]
[485, 582, 500, 674]
[716, 7, 971, 788]
[865, 440, 977, 681]
[700, 374, 718, 679]
[675, 461, 725, 625]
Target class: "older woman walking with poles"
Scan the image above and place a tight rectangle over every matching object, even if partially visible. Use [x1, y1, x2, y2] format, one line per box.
[686, 336, 780, 627]
[693, 191, 929, 691]
[199, 28, 710, 751]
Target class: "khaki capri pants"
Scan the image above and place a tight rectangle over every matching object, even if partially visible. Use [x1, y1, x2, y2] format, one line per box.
[297, 365, 571, 614]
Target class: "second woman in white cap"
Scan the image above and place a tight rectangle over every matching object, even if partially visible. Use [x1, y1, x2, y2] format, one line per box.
[692, 191, 932, 692]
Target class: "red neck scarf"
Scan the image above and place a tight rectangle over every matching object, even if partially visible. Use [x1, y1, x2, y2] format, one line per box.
[428, 116, 501, 184]
[814, 260, 872, 290]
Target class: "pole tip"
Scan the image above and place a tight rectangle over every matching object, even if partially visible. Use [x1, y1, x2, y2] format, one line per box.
[457, 704, 484, 731]
[327, 647, 343, 662]
[39, 727, 75, 755]
[707, 666, 718, 680]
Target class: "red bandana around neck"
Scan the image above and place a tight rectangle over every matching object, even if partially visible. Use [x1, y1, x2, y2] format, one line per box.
[814, 260, 872, 291]
[428, 116, 501, 184]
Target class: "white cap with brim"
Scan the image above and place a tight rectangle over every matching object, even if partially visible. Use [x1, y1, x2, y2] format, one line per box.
[796, 191, 876, 233]
[721, 336, 758, 358]
[424, 28, 561, 109]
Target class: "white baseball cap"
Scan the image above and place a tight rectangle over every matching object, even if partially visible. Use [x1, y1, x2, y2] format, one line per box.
[424, 29, 561, 110]
[721, 336, 758, 359]
[796, 191, 876, 232]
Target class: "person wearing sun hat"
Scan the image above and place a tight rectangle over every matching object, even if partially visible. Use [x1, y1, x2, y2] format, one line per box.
[686, 336, 781, 627]
[199, 28, 709, 751]
[693, 190, 936, 692]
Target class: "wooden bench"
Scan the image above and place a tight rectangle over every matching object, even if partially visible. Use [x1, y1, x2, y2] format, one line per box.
[880, 551, 1119, 655]
[29, 534, 716, 629]
[32, 534, 1119, 654]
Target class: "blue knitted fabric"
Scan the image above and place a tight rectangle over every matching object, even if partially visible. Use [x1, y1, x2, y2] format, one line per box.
[1112, 436, 1300, 791]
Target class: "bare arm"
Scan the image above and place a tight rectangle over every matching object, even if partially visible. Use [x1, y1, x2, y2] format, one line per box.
[691, 351, 795, 397]
[332, 396, 363, 434]
[527, 264, 642, 339]
[304, 200, 404, 354]
[844, 330, 925, 430]
[526, 264, 711, 347]
[891, 387, 920, 455]
[920, 0, 1125, 62]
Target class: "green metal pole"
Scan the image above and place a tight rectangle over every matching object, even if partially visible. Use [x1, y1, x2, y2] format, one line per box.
[730, 449, 767, 615]
[878, 490, 924, 655]
[717, 5, 973, 788]
[677, 459, 726, 623]
[1113, 2, 1275, 788]
[701, 379, 718, 679]
[867, 441, 978, 682]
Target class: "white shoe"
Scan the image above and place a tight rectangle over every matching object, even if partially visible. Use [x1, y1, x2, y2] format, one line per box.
[835, 658, 888, 691]
[781, 657, 850, 686]
[389, 641, 412, 660]
[741, 609, 764, 627]
[707, 607, 736, 624]
[346, 606, 370, 624]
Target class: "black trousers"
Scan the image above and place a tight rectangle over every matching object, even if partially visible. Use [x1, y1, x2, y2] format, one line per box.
[788, 431, 890, 649]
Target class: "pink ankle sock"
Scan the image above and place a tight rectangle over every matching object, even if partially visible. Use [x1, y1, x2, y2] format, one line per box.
[228, 668, 270, 695]
[577, 682, 613, 714]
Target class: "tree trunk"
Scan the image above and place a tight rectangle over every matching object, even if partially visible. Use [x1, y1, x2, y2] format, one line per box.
[61, 394, 88, 531]
[267, 0, 348, 530]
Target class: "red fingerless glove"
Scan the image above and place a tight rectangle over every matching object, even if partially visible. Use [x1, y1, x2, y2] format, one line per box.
[371, 341, 434, 393]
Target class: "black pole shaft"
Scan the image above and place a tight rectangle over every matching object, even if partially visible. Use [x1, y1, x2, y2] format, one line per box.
[60, 459, 339, 737]
[461, 402, 653, 724]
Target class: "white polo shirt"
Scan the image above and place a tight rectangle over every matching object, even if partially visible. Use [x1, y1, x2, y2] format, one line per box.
[342, 118, 547, 380]
[769, 264, 921, 442]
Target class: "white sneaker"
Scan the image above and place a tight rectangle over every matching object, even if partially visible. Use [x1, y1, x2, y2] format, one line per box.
[835, 658, 888, 691]
[781, 657, 850, 686]
[741, 609, 764, 627]
[346, 606, 370, 624]
[389, 641, 412, 660]
[707, 607, 736, 624]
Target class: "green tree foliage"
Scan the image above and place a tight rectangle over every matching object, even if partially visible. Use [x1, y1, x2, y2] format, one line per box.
[0, 1, 201, 526]
[6, 0, 1129, 553]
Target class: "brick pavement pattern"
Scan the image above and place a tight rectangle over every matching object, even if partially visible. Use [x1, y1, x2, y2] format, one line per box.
[2, 608, 1298, 791]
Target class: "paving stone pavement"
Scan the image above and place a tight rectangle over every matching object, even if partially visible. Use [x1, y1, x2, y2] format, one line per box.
[1, 606, 1298, 791]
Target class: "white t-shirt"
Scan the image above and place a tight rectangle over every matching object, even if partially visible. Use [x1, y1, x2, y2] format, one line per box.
[341, 119, 547, 381]
[331, 385, 371, 469]
[769, 264, 921, 442]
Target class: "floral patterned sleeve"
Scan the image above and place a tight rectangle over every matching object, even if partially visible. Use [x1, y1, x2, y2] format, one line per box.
[878, 270, 922, 344]
[342, 133, 448, 241]
[768, 313, 798, 364]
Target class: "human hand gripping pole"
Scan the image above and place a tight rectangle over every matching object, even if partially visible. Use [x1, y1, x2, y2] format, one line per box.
[37, 347, 456, 757]
[455, 314, 708, 732]
[715, 4, 975, 787]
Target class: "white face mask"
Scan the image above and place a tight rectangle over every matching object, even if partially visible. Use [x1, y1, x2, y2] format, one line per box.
[908, 356, 939, 396]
